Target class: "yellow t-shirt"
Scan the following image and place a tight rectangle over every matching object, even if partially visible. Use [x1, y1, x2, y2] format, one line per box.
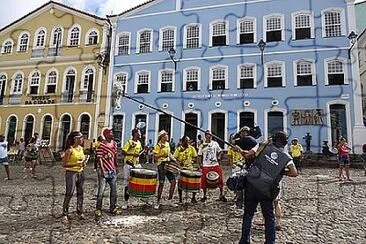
[173, 145, 198, 170]
[227, 146, 244, 165]
[122, 139, 142, 166]
[64, 146, 85, 172]
[290, 144, 303, 157]
[153, 141, 170, 165]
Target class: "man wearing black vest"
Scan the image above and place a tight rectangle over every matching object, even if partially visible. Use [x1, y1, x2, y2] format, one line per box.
[239, 131, 298, 244]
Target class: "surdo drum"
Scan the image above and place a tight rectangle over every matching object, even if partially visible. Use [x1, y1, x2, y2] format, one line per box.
[179, 170, 202, 192]
[164, 161, 181, 174]
[128, 169, 157, 198]
[206, 171, 220, 189]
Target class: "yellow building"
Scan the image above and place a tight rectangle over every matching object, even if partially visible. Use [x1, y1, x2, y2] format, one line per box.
[0, 1, 110, 151]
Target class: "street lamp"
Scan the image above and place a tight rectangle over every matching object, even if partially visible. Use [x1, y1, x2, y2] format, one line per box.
[168, 47, 177, 71]
[257, 39, 266, 64]
[348, 31, 358, 59]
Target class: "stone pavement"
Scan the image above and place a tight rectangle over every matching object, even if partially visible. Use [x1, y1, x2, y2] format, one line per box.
[0, 164, 365, 244]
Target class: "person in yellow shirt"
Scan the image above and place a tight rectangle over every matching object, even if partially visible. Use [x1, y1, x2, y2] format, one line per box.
[153, 130, 177, 209]
[121, 128, 143, 209]
[289, 138, 303, 173]
[61, 131, 88, 225]
[174, 135, 198, 204]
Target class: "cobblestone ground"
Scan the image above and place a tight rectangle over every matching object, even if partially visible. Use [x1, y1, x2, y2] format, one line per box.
[0, 164, 366, 244]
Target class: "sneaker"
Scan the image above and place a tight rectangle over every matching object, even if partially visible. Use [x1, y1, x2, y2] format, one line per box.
[153, 202, 160, 210]
[122, 201, 129, 210]
[61, 215, 69, 225]
[191, 198, 198, 204]
[111, 207, 122, 215]
[95, 210, 102, 221]
[219, 195, 227, 202]
[200, 196, 207, 202]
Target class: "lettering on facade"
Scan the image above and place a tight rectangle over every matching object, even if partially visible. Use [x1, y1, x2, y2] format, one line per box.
[291, 109, 324, 126]
[25, 96, 55, 105]
[191, 93, 248, 99]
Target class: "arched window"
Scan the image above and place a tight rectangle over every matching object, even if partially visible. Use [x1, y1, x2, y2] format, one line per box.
[0, 74, 6, 104]
[29, 71, 40, 95]
[2, 40, 13, 54]
[24, 115, 35, 144]
[63, 69, 76, 103]
[87, 30, 98, 45]
[12, 73, 23, 94]
[51, 27, 62, 47]
[7, 116, 17, 145]
[42, 115, 52, 140]
[35, 29, 46, 48]
[59, 115, 71, 150]
[46, 70, 57, 94]
[159, 27, 176, 51]
[80, 114, 90, 138]
[69, 26, 80, 46]
[210, 20, 228, 47]
[18, 33, 29, 52]
[137, 29, 152, 53]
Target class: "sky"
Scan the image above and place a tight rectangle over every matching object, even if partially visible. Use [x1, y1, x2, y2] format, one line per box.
[0, 0, 366, 29]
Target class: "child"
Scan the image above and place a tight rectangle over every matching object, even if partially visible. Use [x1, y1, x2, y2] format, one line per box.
[17, 138, 25, 162]
[24, 143, 38, 179]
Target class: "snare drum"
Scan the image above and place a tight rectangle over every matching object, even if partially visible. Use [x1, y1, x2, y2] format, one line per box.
[128, 169, 157, 198]
[206, 171, 220, 189]
[179, 170, 202, 192]
[164, 161, 181, 174]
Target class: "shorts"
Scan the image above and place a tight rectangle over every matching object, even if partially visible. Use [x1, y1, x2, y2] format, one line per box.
[0, 157, 9, 166]
[201, 165, 224, 189]
[158, 163, 176, 183]
[339, 155, 350, 165]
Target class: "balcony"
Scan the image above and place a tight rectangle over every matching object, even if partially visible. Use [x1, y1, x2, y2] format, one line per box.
[79, 90, 95, 103]
[48, 47, 62, 57]
[31, 48, 45, 58]
[8, 94, 21, 104]
[61, 91, 74, 103]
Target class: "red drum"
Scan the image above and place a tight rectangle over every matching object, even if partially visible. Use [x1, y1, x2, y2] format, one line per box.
[128, 169, 157, 198]
[164, 161, 181, 174]
[206, 171, 220, 189]
[179, 170, 201, 192]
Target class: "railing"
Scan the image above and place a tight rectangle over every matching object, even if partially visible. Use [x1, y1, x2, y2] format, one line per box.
[48, 47, 62, 56]
[8, 94, 21, 104]
[79, 90, 95, 103]
[61, 92, 74, 103]
[31, 48, 45, 58]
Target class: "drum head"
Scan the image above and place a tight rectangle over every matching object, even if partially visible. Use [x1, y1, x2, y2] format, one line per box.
[130, 168, 157, 178]
[206, 171, 219, 181]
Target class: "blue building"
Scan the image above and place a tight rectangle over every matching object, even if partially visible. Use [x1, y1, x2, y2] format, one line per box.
[106, 0, 366, 153]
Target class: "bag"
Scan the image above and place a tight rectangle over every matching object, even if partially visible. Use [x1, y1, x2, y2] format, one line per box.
[226, 168, 248, 191]
[246, 144, 291, 199]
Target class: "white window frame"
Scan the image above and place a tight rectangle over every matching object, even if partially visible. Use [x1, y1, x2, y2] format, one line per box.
[263, 14, 285, 42]
[135, 70, 151, 93]
[293, 59, 316, 86]
[81, 66, 96, 91]
[237, 63, 257, 89]
[17, 32, 30, 52]
[324, 57, 348, 85]
[209, 20, 229, 47]
[291, 11, 315, 40]
[136, 29, 153, 54]
[62, 67, 77, 92]
[11, 72, 24, 95]
[2, 39, 13, 54]
[159, 26, 177, 51]
[33, 27, 47, 49]
[321, 8, 346, 38]
[115, 32, 131, 56]
[85, 28, 99, 45]
[114, 72, 128, 93]
[183, 66, 201, 91]
[237, 17, 257, 44]
[209, 65, 228, 90]
[50, 26, 63, 48]
[158, 68, 175, 92]
[28, 70, 41, 95]
[68, 24, 81, 46]
[183, 23, 202, 49]
[0, 73, 8, 96]
[264, 61, 286, 87]
[44, 69, 58, 94]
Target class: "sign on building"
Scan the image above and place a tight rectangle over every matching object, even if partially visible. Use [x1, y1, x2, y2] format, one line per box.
[291, 109, 324, 126]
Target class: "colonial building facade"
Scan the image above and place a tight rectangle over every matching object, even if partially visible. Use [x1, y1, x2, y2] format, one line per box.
[108, 0, 366, 153]
[0, 1, 110, 151]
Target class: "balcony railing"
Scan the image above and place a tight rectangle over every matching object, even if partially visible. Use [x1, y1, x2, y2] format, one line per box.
[79, 90, 95, 103]
[8, 94, 21, 104]
[31, 48, 45, 58]
[61, 91, 74, 103]
[48, 47, 62, 56]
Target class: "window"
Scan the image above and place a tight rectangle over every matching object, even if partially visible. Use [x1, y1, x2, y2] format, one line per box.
[46, 70, 57, 94]
[29, 71, 40, 95]
[160, 27, 175, 51]
[82, 68, 94, 90]
[238, 64, 256, 89]
[42, 115, 52, 140]
[80, 114, 90, 139]
[12, 73, 23, 94]
[210, 66, 227, 90]
[63, 69, 76, 103]
[69, 26, 80, 46]
[264, 15, 284, 42]
[87, 30, 98, 45]
[0, 74, 7, 104]
[2, 40, 13, 54]
[265, 62, 285, 87]
[295, 60, 314, 86]
[35, 29, 46, 48]
[159, 69, 174, 92]
[137, 30, 152, 53]
[136, 71, 150, 93]
[18, 33, 29, 52]
[238, 18, 256, 44]
[267, 111, 284, 137]
[117, 33, 130, 55]
[184, 24, 201, 49]
[292, 12, 313, 40]
[323, 10, 343, 37]
[51, 27, 62, 47]
[115, 73, 127, 92]
[210, 21, 228, 46]
[326, 59, 346, 85]
[184, 67, 200, 91]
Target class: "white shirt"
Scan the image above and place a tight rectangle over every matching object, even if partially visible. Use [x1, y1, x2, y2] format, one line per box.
[0, 141, 8, 158]
[198, 140, 222, 167]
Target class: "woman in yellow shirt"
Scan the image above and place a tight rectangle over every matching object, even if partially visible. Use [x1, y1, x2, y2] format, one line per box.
[61, 131, 87, 225]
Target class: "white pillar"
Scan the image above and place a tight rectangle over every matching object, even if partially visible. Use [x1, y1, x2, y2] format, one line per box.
[176, 0, 181, 11]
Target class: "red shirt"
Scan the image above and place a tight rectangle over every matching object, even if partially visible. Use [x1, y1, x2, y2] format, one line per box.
[338, 142, 350, 157]
[96, 140, 117, 173]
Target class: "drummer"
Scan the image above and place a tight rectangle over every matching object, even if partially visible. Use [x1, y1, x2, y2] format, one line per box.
[197, 130, 227, 202]
[173, 135, 198, 204]
[121, 128, 143, 209]
[153, 130, 178, 209]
